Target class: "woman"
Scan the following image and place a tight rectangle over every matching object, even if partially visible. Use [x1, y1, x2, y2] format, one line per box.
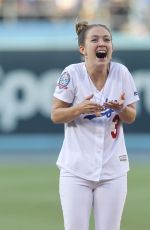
[51, 21, 139, 230]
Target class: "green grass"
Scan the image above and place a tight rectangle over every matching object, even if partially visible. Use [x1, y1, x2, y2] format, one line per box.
[0, 164, 150, 230]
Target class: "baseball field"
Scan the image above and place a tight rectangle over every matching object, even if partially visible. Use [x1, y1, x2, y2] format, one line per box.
[0, 162, 150, 230]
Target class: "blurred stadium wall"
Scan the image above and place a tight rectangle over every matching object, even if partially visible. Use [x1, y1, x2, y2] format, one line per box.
[0, 19, 150, 154]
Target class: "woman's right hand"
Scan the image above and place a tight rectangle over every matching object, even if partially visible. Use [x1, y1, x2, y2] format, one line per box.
[51, 95, 104, 124]
[77, 94, 104, 115]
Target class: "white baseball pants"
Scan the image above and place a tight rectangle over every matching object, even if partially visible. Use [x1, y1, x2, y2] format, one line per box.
[59, 170, 127, 230]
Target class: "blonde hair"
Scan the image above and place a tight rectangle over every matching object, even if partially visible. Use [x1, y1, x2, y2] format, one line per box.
[75, 21, 88, 35]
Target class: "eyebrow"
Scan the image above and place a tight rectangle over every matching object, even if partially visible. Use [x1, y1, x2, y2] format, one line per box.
[91, 35, 111, 38]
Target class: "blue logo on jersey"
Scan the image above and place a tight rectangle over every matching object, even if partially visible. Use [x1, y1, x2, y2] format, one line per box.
[84, 114, 97, 120]
[83, 98, 115, 120]
[84, 108, 114, 120]
[101, 108, 114, 117]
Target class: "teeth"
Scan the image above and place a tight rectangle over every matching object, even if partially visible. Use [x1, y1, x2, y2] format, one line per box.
[97, 50, 106, 53]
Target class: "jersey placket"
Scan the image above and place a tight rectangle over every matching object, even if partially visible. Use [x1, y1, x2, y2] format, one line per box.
[93, 90, 106, 180]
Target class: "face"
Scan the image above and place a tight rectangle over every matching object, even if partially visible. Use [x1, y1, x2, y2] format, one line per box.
[80, 26, 113, 66]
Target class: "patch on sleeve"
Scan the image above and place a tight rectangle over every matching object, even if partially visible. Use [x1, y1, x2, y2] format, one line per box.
[119, 155, 128, 161]
[57, 72, 70, 89]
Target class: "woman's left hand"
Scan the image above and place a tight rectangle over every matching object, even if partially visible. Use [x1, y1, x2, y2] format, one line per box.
[103, 93, 125, 112]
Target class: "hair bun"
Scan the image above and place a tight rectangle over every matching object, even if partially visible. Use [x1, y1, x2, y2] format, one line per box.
[75, 21, 88, 35]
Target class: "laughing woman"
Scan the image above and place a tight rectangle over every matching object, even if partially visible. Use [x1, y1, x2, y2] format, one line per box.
[51, 21, 140, 230]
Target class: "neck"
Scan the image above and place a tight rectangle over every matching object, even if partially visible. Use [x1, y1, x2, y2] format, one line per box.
[85, 62, 110, 90]
[86, 62, 110, 80]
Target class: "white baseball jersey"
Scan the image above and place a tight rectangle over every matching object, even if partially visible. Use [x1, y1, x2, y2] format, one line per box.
[53, 61, 139, 181]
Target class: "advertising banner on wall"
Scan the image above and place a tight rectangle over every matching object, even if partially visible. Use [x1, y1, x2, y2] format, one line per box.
[0, 49, 149, 136]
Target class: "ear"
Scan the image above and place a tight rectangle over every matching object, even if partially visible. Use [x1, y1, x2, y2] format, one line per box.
[79, 45, 86, 56]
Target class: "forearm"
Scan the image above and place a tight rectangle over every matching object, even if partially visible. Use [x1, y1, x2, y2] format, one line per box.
[118, 106, 136, 124]
[51, 95, 102, 124]
[51, 105, 81, 124]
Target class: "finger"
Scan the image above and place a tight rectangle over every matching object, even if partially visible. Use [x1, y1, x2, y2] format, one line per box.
[120, 93, 125, 100]
[104, 102, 114, 107]
[88, 105, 101, 111]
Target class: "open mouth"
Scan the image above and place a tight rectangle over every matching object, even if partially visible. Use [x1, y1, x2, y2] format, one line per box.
[96, 50, 107, 59]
